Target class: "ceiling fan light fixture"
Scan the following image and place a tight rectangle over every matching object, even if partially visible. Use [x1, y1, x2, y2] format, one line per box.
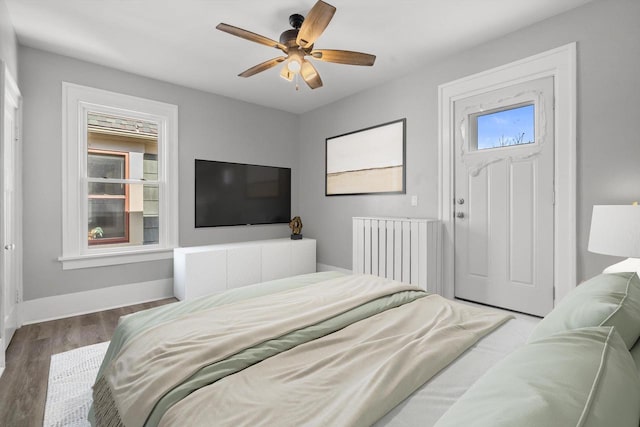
[280, 65, 294, 81]
[287, 57, 302, 73]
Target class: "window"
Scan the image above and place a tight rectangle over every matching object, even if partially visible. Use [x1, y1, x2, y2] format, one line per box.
[472, 103, 535, 150]
[61, 83, 178, 269]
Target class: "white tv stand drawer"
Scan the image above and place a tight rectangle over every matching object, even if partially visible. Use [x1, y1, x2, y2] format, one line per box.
[173, 238, 316, 300]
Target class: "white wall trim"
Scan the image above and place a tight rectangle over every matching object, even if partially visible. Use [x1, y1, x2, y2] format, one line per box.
[316, 262, 352, 275]
[438, 42, 577, 305]
[59, 248, 173, 270]
[1, 62, 23, 362]
[20, 278, 173, 325]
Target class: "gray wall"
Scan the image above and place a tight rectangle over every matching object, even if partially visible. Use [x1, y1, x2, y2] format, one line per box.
[19, 46, 299, 300]
[0, 0, 18, 80]
[298, 0, 640, 282]
[16, 0, 640, 301]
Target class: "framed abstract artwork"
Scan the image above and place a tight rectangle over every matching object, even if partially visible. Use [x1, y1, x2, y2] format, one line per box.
[325, 118, 406, 196]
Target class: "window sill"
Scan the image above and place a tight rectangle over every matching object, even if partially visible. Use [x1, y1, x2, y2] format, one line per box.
[58, 248, 174, 270]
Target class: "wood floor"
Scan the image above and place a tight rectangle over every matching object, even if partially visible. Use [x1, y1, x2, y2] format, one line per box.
[0, 298, 176, 427]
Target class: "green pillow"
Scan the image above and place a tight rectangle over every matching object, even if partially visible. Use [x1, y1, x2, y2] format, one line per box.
[528, 272, 640, 348]
[434, 327, 640, 427]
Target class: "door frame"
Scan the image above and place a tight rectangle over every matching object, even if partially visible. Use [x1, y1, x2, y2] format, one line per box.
[0, 61, 23, 369]
[438, 43, 576, 306]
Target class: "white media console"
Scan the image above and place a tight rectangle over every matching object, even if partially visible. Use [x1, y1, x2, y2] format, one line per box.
[173, 238, 316, 300]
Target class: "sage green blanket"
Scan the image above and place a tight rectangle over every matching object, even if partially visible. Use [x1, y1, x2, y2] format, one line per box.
[91, 272, 426, 427]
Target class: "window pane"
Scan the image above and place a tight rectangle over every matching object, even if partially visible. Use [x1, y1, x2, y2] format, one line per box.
[131, 183, 159, 245]
[143, 184, 159, 244]
[88, 152, 125, 179]
[87, 112, 158, 138]
[88, 199, 127, 243]
[88, 182, 126, 196]
[88, 183, 159, 247]
[144, 153, 158, 181]
[476, 104, 534, 150]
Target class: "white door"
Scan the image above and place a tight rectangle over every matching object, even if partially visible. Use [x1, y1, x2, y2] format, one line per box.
[453, 76, 554, 316]
[1, 66, 21, 359]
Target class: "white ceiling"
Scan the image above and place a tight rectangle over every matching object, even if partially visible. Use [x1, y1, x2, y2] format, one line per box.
[6, 0, 592, 114]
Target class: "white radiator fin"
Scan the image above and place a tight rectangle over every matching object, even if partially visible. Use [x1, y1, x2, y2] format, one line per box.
[352, 217, 440, 293]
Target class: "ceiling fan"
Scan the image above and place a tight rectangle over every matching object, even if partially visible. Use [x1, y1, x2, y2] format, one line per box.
[216, 0, 376, 90]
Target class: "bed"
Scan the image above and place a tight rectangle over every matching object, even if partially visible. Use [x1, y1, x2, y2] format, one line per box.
[89, 270, 640, 427]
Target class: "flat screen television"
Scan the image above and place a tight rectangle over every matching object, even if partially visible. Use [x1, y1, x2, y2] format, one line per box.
[195, 159, 291, 227]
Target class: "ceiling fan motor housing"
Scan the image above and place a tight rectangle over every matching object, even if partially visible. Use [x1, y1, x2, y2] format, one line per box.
[279, 29, 299, 48]
[289, 13, 305, 29]
[280, 14, 308, 49]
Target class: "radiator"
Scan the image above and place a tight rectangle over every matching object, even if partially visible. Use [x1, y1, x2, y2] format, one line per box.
[352, 217, 440, 293]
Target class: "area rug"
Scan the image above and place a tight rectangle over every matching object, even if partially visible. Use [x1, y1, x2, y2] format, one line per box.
[43, 341, 109, 427]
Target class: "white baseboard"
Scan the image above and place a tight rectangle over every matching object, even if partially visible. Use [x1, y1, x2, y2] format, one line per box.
[20, 278, 174, 325]
[316, 263, 352, 275]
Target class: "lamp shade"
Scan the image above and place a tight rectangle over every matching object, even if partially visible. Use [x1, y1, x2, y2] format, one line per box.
[588, 205, 640, 257]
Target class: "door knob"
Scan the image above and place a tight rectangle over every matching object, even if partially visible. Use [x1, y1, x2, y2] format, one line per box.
[456, 212, 465, 219]
[4, 243, 14, 250]
[457, 198, 465, 205]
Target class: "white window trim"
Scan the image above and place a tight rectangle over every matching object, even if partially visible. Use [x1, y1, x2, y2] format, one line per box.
[438, 42, 577, 305]
[60, 83, 179, 270]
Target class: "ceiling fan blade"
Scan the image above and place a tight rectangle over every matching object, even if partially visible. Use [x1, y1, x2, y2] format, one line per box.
[310, 49, 376, 66]
[300, 59, 323, 89]
[238, 57, 287, 78]
[216, 23, 287, 52]
[296, 1, 336, 49]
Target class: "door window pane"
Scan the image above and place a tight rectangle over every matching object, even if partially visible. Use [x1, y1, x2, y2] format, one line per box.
[475, 104, 534, 150]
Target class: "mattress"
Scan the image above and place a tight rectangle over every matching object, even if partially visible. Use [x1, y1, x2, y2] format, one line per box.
[375, 313, 540, 426]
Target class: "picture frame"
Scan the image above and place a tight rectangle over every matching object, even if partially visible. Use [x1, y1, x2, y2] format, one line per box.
[325, 118, 406, 196]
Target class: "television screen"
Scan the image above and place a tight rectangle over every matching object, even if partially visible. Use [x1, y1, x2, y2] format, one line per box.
[195, 159, 291, 227]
